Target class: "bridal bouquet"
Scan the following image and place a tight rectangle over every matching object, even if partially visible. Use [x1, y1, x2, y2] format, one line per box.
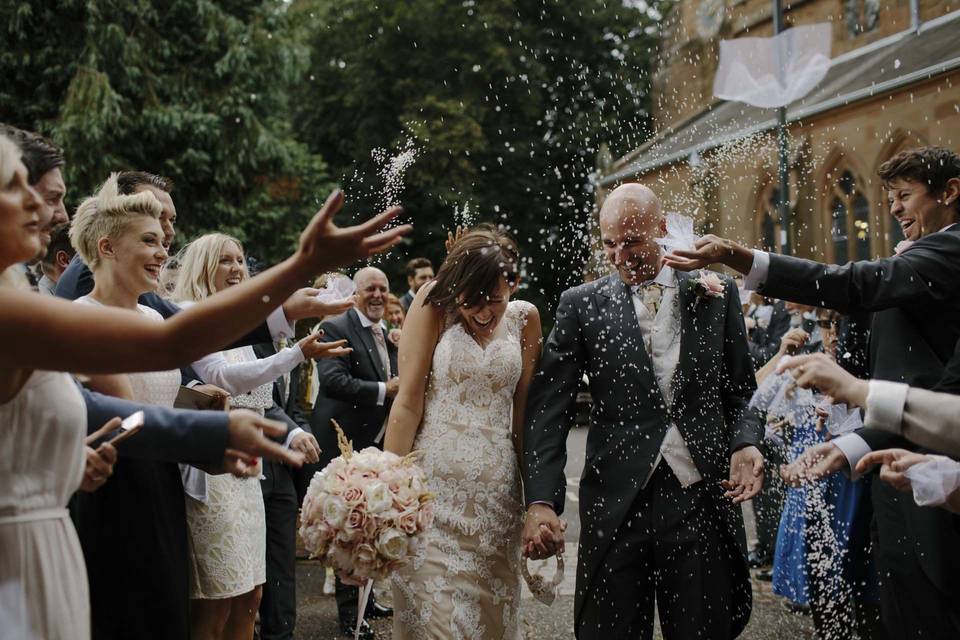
[299, 420, 434, 582]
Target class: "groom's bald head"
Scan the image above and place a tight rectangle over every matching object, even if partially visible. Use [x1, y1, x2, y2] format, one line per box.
[599, 184, 665, 285]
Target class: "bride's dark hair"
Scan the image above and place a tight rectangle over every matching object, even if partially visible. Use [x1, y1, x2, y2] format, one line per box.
[425, 224, 519, 311]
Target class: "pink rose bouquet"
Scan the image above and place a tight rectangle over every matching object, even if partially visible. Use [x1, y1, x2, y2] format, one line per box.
[299, 420, 434, 583]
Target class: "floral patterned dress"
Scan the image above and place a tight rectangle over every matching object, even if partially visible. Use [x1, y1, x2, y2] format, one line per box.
[392, 300, 531, 640]
[186, 345, 269, 599]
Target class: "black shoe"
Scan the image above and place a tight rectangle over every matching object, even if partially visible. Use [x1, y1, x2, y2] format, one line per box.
[784, 601, 811, 615]
[339, 618, 374, 639]
[366, 601, 393, 619]
[363, 601, 393, 619]
[748, 550, 770, 568]
[756, 568, 773, 582]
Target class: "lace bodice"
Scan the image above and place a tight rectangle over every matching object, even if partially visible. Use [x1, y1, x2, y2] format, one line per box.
[220, 346, 274, 413]
[419, 300, 532, 441]
[394, 300, 534, 640]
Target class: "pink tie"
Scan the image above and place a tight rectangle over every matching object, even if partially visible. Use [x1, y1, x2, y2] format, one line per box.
[370, 324, 390, 377]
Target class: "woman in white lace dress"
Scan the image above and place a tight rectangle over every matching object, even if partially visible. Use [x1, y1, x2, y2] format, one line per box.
[385, 227, 542, 640]
[174, 233, 346, 640]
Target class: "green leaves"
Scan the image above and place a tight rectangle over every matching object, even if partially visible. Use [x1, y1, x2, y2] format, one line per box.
[1, 0, 334, 268]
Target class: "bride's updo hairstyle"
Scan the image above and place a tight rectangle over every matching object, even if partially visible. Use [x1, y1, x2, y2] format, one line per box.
[70, 173, 162, 270]
[425, 224, 519, 312]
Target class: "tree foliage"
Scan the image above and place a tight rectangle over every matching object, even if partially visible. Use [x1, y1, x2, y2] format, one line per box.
[289, 0, 667, 310]
[0, 0, 333, 264]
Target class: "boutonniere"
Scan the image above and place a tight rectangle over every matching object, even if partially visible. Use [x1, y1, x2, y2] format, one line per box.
[688, 271, 725, 307]
[894, 240, 914, 255]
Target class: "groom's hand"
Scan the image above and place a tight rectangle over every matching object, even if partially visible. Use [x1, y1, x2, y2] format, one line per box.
[723, 445, 764, 503]
[522, 504, 566, 560]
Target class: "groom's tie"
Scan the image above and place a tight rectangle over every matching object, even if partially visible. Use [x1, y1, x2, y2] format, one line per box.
[632, 282, 664, 317]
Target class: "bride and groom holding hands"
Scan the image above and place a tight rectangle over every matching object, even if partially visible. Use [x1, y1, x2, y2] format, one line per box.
[381, 182, 765, 640]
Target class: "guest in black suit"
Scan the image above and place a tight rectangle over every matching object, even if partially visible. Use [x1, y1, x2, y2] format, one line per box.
[398, 256, 433, 311]
[524, 184, 764, 639]
[665, 146, 960, 638]
[312, 266, 398, 639]
[250, 285, 323, 640]
[746, 297, 791, 368]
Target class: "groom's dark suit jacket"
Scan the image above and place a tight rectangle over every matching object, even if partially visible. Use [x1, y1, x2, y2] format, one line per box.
[755, 226, 960, 622]
[524, 271, 762, 632]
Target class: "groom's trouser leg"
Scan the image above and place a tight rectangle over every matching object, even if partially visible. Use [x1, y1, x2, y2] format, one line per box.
[651, 466, 740, 640]
[752, 439, 786, 561]
[577, 478, 656, 640]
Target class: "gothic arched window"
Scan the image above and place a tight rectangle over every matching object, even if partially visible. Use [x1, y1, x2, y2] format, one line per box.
[829, 168, 872, 262]
[758, 184, 785, 254]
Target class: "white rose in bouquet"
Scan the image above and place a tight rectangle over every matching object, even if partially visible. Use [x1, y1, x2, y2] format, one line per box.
[377, 528, 409, 561]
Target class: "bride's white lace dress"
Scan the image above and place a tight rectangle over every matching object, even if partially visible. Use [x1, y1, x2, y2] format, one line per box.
[392, 300, 531, 640]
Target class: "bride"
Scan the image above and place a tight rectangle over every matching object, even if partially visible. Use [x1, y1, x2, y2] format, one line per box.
[384, 225, 541, 639]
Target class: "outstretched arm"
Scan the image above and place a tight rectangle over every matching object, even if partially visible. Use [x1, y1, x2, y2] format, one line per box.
[384, 283, 442, 456]
[665, 233, 960, 315]
[0, 191, 409, 376]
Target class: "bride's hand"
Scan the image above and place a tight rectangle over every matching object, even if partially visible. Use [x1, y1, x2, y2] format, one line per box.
[295, 190, 411, 273]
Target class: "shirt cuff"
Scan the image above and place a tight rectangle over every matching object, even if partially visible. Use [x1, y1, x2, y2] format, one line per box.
[863, 380, 909, 435]
[185, 379, 201, 389]
[831, 434, 872, 480]
[742, 250, 770, 291]
[528, 500, 557, 511]
[267, 307, 295, 342]
[284, 427, 305, 449]
[376, 382, 386, 406]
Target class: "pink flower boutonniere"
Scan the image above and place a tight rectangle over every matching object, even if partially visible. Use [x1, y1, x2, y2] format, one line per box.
[894, 240, 914, 255]
[689, 271, 725, 307]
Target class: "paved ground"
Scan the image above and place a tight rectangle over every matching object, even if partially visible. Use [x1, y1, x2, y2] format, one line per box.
[294, 427, 814, 639]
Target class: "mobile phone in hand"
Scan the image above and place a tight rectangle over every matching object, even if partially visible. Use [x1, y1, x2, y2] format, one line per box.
[95, 410, 144, 450]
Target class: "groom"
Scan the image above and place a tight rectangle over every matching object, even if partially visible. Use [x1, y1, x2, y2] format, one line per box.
[522, 184, 764, 639]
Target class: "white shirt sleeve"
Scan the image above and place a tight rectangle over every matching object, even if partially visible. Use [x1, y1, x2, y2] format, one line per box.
[862, 380, 909, 435]
[267, 307, 295, 341]
[831, 434, 873, 480]
[742, 250, 770, 291]
[376, 382, 386, 406]
[191, 346, 305, 396]
[284, 427, 305, 449]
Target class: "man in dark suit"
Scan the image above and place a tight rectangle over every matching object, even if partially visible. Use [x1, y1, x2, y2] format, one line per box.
[252, 341, 321, 640]
[664, 146, 960, 638]
[398, 256, 433, 311]
[312, 266, 397, 639]
[523, 184, 764, 639]
[746, 297, 791, 368]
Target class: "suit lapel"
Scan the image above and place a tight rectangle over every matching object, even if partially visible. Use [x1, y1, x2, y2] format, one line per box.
[595, 275, 659, 392]
[349, 310, 387, 382]
[671, 271, 702, 403]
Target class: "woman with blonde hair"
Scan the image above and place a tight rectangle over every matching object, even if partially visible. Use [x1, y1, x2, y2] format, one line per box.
[174, 233, 349, 640]
[0, 133, 410, 640]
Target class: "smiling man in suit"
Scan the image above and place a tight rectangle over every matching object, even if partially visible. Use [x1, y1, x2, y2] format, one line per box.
[663, 146, 960, 638]
[523, 183, 764, 640]
[311, 266, 397, 639]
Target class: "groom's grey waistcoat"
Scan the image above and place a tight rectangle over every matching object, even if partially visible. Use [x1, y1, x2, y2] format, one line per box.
[523, 270, 762, 632]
